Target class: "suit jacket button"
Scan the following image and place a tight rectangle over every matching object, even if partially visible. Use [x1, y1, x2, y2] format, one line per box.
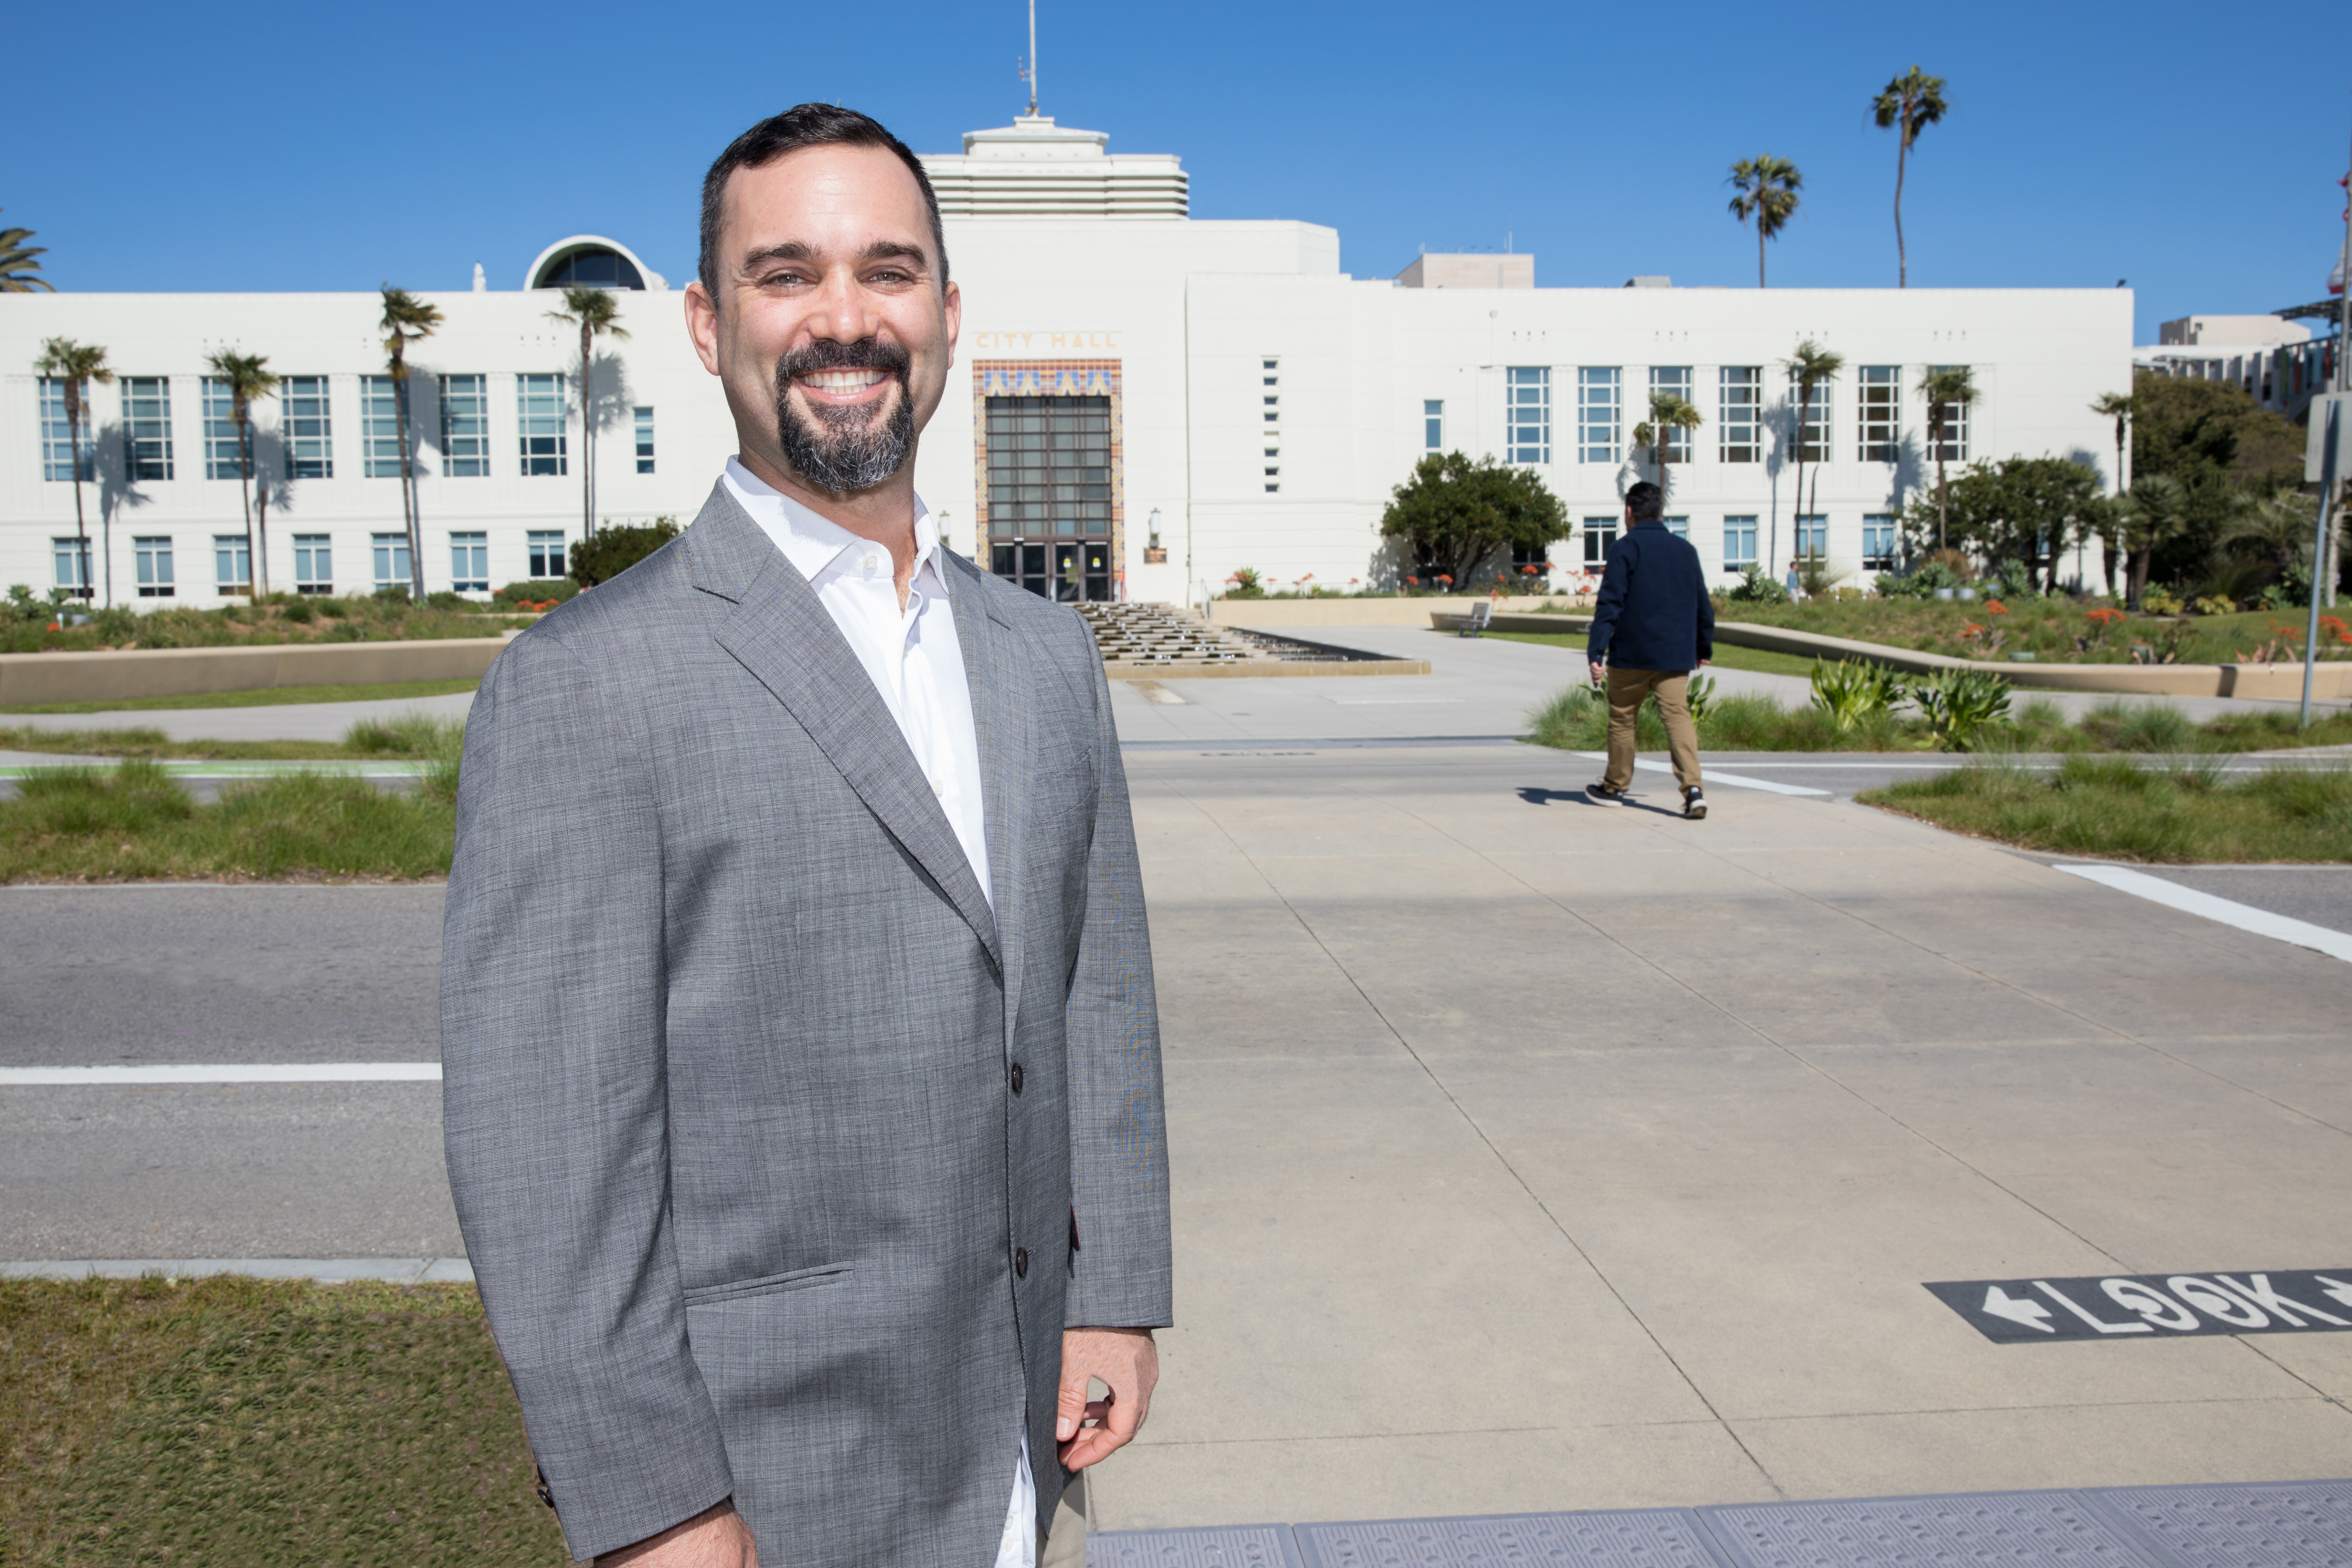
[1010, 1062, 1025, 1094]
[1014, 1247, 1029, 1278]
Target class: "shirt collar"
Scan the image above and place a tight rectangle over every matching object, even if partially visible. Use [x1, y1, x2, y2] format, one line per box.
[724, 455, 946, 597]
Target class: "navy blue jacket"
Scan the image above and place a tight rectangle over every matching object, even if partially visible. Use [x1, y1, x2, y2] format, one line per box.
[1586, 521, 1714, 672]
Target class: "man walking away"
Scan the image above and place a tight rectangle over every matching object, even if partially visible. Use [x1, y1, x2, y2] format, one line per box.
[1585, 480, 1713, 819]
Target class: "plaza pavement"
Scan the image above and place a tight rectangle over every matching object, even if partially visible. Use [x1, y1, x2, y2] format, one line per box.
[5, 735, 2349, 1532]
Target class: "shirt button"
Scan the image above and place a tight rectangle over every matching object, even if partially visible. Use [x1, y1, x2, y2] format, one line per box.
[1009, 1062, 1024, 1094]
[1014, 1247, 1029, 1279]
[931, 779, 944, 797]
[862, 554, 879, 572]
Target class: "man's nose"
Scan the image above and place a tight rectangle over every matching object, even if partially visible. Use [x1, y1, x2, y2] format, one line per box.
[812, 266, 880, 344]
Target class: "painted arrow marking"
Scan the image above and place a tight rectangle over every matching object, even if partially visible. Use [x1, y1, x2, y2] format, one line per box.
[1981, 1285, 2056, 1332]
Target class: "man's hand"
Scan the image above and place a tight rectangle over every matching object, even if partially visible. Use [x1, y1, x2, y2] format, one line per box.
[1057, 1327, 1158, 1471]
[1588, 660, 1606, 687]
[597, 1500, 758, 1567]
[1698, 658, 1710, 668]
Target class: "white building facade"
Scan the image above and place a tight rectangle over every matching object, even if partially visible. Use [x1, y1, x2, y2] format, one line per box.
[2, 116, 2133, 610]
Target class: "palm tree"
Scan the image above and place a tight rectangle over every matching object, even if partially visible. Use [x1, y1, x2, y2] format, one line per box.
[1632, 391, 1703, 496]
[1, 211, 53, 292]
[1921, 365, 1976, 553]
[1871, 67, 1949, 288]
[547, 285, 630, 543]
[2089, 391, 2134, 592]
[1728, 157, 1802, 287]
[1782, 341, 1843, 577]
[32, 339, 111, 604]
[380, 285, 443, 599]
[205, 350, 278, 599]
[2117, 473, 2188, 611]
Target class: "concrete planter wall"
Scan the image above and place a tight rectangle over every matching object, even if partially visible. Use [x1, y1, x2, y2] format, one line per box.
[1211, 595, 1592, 629]
[0, 634, 520, 707]
[1433, 612, 2352, 701]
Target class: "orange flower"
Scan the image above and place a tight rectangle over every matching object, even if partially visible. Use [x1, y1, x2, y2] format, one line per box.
[1985, 600, 2008, 614]
[2085, 607, 2126, 626]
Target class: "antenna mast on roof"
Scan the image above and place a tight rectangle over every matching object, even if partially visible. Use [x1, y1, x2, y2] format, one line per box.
[1020, 0, 1039, 116]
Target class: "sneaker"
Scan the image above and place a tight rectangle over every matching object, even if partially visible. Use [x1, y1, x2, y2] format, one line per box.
[1683, 787, 1707, 820]
[1587, 779, 1629, 802]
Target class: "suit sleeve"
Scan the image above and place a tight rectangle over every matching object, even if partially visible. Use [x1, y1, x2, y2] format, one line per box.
[441, 628, 734, 1562]
[1587, 539, 1633, 664]
[1063, 631, 1174, 1329]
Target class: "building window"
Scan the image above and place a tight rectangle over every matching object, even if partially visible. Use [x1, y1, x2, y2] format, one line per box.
[134, 536, 175, 598]
[1928, 366, 1970, 463]
[1664, 516, 1689, 539]
[1863, 514, 1897, 570]
[360, 375, 407, 478]
[215, 534, 252, 593]
[1724, 516, 1759, 569]
[53, 537, 92, 597]
[201, 376, 248, 480]
[985, 394, 1115, 601]
[1424, 399, 1444, 451]
[1582, 516, 1619, 565]
[1505, 367, 1551, 464]
[1795, 379, 1831, 464]
[1510, 540, 1551, 577]
[527, 530, 567, 579]
[1795, 515, 1828, 562]
[1719, 367, 1761, 463]
[123, 376, 174, 481]
[519, 373, 568, 475]
[38, 379, 95, 481]
[1858, 366, 1900, 463]
[634, 405, 655, 473]
[440, 374, 489, 477]
[281, 375, 333, 479]
[450, 531, 489, 593]
[1577, 367, 1619, 464]
[293, 534, 332, 594]
[372, 532, 413, 589]
[1650, 366, 1693, 463]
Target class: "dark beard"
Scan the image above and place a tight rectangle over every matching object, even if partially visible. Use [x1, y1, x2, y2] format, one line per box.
[773, 338, 916, 494]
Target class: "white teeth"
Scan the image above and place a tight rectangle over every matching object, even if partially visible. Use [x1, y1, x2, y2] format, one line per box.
[802, 370, 885, 393]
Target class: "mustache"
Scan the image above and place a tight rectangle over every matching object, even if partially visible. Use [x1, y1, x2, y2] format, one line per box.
[776, 336, 912, 387]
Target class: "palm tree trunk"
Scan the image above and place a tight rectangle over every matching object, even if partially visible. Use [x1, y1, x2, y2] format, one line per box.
[66, 394, 92, 606]
[236, 407, 258, 601]
[393, 364, 424, 599]
[1758, 222, 1767, 289]
[1894, 129, 1909, 288]
[580, 323, 594, 542]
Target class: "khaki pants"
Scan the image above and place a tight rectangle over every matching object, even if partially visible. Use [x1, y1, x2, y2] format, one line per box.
[1039, 1471, 1088, 1568]
[1602, 668, 1702, 793]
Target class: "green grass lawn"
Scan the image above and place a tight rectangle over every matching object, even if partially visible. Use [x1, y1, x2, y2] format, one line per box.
[1526, 683, 2352, 755]
[1486, 628, 1821, 678]
[1, 678, 479, 716]
[1, 714, 466, 764]
[1714, 597, 2349, 666]
[0, 757, 456, 882]
[0, 1276, 567, 1567]
[1859, 758, 2352, 863]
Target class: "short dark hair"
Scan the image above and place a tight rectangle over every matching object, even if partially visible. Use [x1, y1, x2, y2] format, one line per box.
[1624, 481, 1664, 521]
[698, 104, 949, 302]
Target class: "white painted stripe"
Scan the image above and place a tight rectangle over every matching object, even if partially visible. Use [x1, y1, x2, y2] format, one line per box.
[1575, 753, 1831, 797]
[2055, 865, 2352, 963]
[0, 1257, 474, 1283]
[0, 1062, 442, 1085]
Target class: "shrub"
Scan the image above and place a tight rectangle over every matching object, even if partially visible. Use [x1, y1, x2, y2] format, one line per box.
[1906, 667, 2013, 752]
[492, 579, 579, 609]
[282, 599, 314, 624]
[1809, 659, 1902, 733]
[570, 519, 680, 587]
[1723, 564, 1790, 605]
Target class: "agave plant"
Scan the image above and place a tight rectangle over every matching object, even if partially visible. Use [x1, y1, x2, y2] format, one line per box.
[1684, 671, 1718, 723]
[1809, 659, 1902, 733]
[1907, 667, 2013, 752]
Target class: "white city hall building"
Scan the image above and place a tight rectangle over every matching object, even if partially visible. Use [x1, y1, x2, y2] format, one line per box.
[2, 113, 2132, 611]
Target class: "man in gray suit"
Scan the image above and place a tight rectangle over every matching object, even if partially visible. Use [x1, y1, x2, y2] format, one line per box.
[442, 104, 1170, 1568]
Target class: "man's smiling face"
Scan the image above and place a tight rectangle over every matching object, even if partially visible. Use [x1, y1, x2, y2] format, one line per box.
[688, 141, 958, 499]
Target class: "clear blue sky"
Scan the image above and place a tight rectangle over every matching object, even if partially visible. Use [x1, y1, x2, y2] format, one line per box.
[7, 0, 2346, 344]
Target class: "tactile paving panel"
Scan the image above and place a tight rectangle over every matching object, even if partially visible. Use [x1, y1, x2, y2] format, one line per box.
[1700, 1490, 2151, 1567]
[1089, 1524, 1306, 1568]
[1294, 1509, 1733, 1567]
[2087, 1480, 2352, 1567]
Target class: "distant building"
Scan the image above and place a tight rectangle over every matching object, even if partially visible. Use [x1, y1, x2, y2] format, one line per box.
[2136, 313, 2337, 424]
[3, 113, 2131, 609]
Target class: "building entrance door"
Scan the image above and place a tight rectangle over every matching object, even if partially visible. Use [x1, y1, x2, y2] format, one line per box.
[984, 393, 1114, 601]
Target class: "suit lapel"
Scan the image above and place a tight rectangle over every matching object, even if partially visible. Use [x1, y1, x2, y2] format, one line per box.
[945, 554, 1030, 1037]
[692, 488, 1002, 969]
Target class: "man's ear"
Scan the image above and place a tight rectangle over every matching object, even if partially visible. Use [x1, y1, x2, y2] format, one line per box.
[685, 280, 723, 378]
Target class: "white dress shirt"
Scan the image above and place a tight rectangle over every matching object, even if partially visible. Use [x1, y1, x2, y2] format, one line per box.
[722, 459, 1037, 1568]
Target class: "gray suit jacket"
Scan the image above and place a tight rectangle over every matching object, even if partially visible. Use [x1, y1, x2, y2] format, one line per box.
[441, 481, 1171, 1564]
